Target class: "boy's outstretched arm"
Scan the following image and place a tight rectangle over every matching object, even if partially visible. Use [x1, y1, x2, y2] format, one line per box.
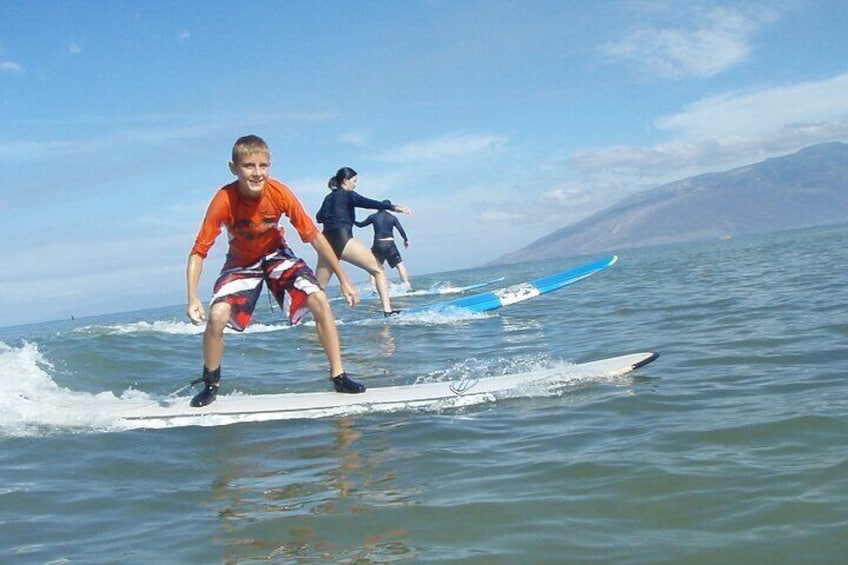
[310, 234, 359, 307]
[186, 253, 207, 324]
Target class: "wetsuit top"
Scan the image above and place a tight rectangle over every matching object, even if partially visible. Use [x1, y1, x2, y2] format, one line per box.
[315, 189, 394, 231]
[355, 209, 409, 246]
[191, 178, 319, 269]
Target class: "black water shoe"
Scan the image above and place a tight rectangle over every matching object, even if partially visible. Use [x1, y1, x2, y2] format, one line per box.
[191, 367, 221, 407]
[332, 372, 366, 393]
[383, 310, 402, 317]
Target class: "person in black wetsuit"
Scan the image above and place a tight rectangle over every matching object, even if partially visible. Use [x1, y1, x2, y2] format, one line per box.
[315, 167, 411, 316]
[356, 209, 413, 292]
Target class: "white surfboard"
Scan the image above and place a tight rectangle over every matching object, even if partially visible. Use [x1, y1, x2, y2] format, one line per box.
[113, 352, 658, 429]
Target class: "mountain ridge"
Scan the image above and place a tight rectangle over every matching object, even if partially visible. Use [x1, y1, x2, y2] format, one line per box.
[489, 142, 848, 265]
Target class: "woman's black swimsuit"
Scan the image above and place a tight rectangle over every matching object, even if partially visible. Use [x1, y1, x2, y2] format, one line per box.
[323, 225, 354, 258]
[316, 190, 393, 258]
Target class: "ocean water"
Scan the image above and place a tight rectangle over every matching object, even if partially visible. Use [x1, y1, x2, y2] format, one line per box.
[1, 223, 846, 564]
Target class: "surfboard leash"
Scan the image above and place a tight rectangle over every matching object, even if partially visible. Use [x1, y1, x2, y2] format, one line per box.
[163, 376, 205, 399]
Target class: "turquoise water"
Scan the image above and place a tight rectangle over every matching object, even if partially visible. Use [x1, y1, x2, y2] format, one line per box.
[1, 223, 846, 563]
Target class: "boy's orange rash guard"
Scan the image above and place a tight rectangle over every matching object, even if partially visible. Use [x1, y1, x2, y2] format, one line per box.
[191, 178, 320, 268]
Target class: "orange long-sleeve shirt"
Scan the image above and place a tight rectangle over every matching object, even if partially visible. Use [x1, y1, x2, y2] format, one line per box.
[191, 178, 319, 269]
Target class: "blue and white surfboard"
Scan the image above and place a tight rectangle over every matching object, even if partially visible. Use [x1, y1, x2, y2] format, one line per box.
[407, 255, 618, 314]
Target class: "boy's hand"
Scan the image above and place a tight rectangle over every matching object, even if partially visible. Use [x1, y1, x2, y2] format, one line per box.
[340, 281, 360, 307]
[187, 299, 206, 325]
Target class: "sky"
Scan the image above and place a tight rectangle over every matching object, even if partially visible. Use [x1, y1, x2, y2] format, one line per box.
[2, 0, 847, 327]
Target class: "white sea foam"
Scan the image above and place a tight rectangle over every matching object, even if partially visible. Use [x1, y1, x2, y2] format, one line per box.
[71, 319, 293, 336]
[0, 340, 611, 436]
[0, 341, 121, 436]
[350, 308, 490, 328]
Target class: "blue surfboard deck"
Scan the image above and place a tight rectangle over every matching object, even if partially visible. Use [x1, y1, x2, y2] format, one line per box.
[406, 255, 618, 314]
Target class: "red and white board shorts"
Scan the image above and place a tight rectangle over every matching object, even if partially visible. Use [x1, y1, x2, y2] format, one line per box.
[211, 247, 322, 329]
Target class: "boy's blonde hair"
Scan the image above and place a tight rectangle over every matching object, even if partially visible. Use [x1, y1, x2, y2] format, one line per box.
[232, 135, 270, 163]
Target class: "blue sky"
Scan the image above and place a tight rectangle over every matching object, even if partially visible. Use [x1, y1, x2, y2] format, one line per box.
[2, 0, 847, 327]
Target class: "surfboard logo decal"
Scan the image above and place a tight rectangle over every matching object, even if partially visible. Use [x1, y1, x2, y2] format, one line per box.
[450, 377, 480, 396]
[493, 283, 541, 306]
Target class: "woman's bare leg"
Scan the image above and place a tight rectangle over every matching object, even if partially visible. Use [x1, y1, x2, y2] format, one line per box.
[341, 239, 394, 313]
[396, 262, 412, 291]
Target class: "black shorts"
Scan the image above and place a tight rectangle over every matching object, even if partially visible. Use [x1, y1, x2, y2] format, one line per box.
[323, 227, 353, 258]
[372, 240, 403, 268]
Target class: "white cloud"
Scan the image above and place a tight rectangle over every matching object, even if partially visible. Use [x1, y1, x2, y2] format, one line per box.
[375, 133, 507, 164]
[1, 61, 24, 74]
[601, 6, 777, 79]
[68, 42, 82, 55]
[570, 141, 704, 173]
[0, 119, 249, 164]
[656, 73, 848, 139]
[0, 139, 77, 162]
[479, 210, 524, 223]
[340, 131, 368, 145]
[540, 185, 598, 208]
[569, 71, 848, 183]
[177, 31, 191, 42]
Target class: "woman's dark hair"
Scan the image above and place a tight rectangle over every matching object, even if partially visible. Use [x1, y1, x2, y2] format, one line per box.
[328, 166, 357, 190]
